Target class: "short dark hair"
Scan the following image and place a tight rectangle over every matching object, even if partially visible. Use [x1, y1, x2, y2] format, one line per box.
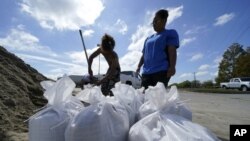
[101, 33, 115, 51]
[156, 9, 169, 20]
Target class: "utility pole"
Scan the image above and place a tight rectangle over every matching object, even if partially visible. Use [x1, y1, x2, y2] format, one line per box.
[193, 72, 196, 88]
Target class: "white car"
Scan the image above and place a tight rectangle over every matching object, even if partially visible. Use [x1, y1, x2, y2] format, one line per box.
[220, 77, 250, 91]
[66, 71, 142, 89]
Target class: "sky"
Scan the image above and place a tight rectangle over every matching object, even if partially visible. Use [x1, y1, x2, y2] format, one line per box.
[1, 0, 250, 84]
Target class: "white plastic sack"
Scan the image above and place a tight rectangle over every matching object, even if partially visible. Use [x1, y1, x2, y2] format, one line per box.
[129, 112, 220, 141]
[29, 107, 69, 141]
[75, 85, 105, 105]
[112, 82, 143, 126]
[65, 100, 130, 141]
[29, 76, 83, 141]
[139, 83, 192, 120]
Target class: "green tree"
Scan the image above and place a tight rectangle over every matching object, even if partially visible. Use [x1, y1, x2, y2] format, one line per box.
[234, 50, 250, 77]
[177, 80, 191, 88]
[216, 43, 245, 84]
[202, 80, 214, 88]
[191, 80, 201, 88]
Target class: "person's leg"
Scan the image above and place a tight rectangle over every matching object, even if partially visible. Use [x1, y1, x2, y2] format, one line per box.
[101, 80, 110, 96]
[152, 71, 171, 88]
[141, 74, 152, 89]
[101, 79, 117, 96]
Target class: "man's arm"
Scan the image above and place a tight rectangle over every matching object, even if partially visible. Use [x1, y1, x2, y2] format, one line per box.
[88, 48, 101, 76]
[167, 46, 177, 77]
[136, 55, 144, 73]
[97, 55, 119, 85]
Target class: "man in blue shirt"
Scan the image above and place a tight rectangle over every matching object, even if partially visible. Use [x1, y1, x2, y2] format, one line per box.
[136, 9, 179, 89]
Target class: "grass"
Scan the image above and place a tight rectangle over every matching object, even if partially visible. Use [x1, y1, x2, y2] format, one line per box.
[182, 88, 250, 94]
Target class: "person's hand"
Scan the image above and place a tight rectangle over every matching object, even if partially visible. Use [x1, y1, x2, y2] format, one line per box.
[136, 67, 140, 74]
[167, 67, 176, 77]
[95, 80, 102, 86]
[88, 69, 93, 77]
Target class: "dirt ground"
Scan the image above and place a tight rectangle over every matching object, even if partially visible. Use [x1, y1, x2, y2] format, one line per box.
[179, 90, 250, 141]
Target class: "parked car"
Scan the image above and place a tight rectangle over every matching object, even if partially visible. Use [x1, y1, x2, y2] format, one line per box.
[64, 71, 142, 89]
[220, 77, 250, 91]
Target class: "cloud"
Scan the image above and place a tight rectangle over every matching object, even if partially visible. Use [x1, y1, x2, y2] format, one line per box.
[115, 19, 128, 35]
[180, 37, 196, 46]
[167, 5, 184, 25]
[196, 71, 209, 77]
[82, 29, 94, 37]
[198, 64, 210, 71]
[20, 0, 105, 30]
[184, 25, 206, 35]
[214, 13, 235, 26]
[100, 19, 128, 35]
[16, 53, 107, 80]
[17, 53, 77, 66]
[0, 26, 57, 57]
[120, 51, 142, 71]
[65, 46, 100, 64]
[189, 53, 203, 62]
[179, 73, 193, 78]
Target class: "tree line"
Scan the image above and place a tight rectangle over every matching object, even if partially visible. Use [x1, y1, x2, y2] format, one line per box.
[174, 43, 250, 88]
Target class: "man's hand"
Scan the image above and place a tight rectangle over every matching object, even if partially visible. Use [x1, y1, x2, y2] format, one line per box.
[136, 67, 140, 74]
[95, 80, 102, 86]
[167, 67, 176, 77]
[88, 69, 93, 76]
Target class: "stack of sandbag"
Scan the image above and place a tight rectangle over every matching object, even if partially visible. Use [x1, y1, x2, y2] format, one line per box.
[28, 76, 83, 141]
[129, 83, 220, 141]
[65, 82, 143, 141]
[28, 76, 220, 141]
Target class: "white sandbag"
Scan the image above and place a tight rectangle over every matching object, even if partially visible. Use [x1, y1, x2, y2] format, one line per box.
[29, 76, 83, 141]
[75, 85, 105, 105]
[40, 80, 55, 90]
[29, 107, 69, 141]
[129, 112, 220, 141]
[139, 83, 192, 120]
[112, 82, 143, 126]
[65, 100, 130, 141]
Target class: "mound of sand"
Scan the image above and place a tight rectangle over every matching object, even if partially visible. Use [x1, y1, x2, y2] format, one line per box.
[0, 46, 48, 140]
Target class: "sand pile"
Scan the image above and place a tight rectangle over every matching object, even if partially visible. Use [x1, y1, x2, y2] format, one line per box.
[0, 46, 48, 140]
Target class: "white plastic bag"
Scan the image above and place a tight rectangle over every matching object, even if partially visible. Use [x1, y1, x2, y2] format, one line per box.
[112, 82, 143, 126]
[75, 85, 105, 105]
[129, 112, 220, 141]
[65, 100, 130, 141]
[139, 83, 192, 120]
[29, 76, 83, 141]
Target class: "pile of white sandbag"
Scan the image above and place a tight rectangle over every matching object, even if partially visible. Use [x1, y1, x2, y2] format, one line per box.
[28, 76, 220, 141]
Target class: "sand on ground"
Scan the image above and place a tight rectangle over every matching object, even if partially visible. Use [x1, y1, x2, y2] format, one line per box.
[179, 90, 250, 141]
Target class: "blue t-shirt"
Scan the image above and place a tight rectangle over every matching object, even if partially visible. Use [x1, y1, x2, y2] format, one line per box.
[142, 29, 179, 74]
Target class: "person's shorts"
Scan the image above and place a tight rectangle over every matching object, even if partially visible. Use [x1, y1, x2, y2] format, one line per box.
[142, 70, 171, 89]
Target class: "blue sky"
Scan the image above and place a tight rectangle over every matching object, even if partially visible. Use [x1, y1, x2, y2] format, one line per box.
[1, 0, 250, 84]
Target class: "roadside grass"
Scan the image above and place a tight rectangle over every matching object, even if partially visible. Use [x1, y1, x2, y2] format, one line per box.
[181, 88, 250, 94]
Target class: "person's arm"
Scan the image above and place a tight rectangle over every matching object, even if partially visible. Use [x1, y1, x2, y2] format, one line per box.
[97, 54, 119, 85]
[88, 48, 101, 76]
[136, 55, 144, 73]
[167, 46, 177, 77]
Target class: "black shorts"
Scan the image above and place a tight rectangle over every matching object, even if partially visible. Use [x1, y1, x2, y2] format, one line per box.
[142, 70, 171, 89]
[101, 71, 120, 96]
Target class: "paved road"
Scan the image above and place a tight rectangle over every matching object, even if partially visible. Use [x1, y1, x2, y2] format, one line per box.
[178, 90, 250, 141]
